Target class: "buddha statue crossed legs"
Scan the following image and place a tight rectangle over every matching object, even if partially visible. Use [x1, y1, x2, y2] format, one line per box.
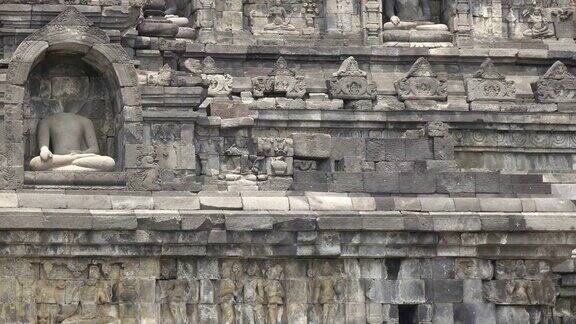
[30, 113, 116, 172]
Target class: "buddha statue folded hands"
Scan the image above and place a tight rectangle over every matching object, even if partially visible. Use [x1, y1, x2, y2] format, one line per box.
[29, 113, 116, 172]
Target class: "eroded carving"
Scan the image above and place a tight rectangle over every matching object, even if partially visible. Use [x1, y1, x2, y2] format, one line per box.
[533, 61, 576, 103]
[395, 57, 447, 101]
[251, 57, 306, 99]
[466, 58, 516, 102]
[328, 56, 377, 101]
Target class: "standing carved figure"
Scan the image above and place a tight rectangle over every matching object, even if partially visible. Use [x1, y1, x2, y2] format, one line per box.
[220, 260, 244, 324]
[244, 263, 266, 324]
[310, 262, 340, 324]
[166, 280, 188, 324]
[264, 265, 285, 324]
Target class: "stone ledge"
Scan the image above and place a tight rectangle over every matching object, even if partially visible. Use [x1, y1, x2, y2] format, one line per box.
[0, 208, 574, 233]
[186, 43, 575, 62]
[4, 191, 575, 213]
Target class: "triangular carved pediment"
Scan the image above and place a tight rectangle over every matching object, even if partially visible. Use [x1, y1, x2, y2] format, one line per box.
[406, 57, 436, 78]
[25, 6, 109, 43]
[541, 61, 576, 81]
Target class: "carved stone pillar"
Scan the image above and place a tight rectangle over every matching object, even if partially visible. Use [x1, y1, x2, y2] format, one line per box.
[362, 0, 382, 43]
[326, 0, 357, 34]
[453, 0, 473, 46]
[192, 0, 216, 42]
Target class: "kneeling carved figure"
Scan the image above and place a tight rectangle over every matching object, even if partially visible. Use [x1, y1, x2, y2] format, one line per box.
[30, 113, 116, 172]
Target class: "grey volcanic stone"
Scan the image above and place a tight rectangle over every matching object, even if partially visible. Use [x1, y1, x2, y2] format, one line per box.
[292, 133, 332, 159]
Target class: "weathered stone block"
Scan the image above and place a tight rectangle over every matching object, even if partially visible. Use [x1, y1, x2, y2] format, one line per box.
[153, 195, 200, 210]
[437, 172, 476, 193]
[331, 137, 365, 160]
[292, 171, 330, 191]
[225, 216, 273, 231]
[111, 195, 154, 210]
[331, 172, 364, 192]
[292, 133, 332, 159]
[426, 279, 463, 303]
[433, 137, 455, 160]
[209, 99, 250, 119]
[453, 303, 496, 324]
[405, 139, 433, 160]
[456, 258, 494, 279]
[308, 195, 353, 211]
[484, 280, 556, 305]
[363, 172, 399, 193]
[242, 196, 289, 211]
[199, 196, 243, 210]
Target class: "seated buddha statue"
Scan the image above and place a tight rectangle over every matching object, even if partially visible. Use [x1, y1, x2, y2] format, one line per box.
[29, 113, 116, 172]
[383, 0, 448, 31]
[264, 0, 295, 31]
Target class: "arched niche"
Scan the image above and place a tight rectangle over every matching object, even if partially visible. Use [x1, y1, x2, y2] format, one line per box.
[4, 7, 143, 187]
[24, 54, 118, 165]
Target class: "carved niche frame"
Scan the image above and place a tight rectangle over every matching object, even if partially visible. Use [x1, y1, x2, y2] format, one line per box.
[4, 7, 147, 189]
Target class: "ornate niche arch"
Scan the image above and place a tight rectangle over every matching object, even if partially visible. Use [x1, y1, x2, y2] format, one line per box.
[4, 7, 144, 189]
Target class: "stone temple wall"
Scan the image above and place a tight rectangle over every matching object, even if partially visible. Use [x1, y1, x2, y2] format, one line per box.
[0, 0, 576, 323]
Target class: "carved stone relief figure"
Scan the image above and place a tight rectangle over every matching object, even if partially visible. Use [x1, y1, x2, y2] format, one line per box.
[118, 279, 139, 321]
[522, 7, 554, 38]
[309, 262, 342, 324]
[244, 263, 266, 324]
[265, 0, 296, 31]
[61, 265, 116, 323]
[265, 264, 285, 324]
[220, 260, 244, 324]
[163, 280, 189, 324]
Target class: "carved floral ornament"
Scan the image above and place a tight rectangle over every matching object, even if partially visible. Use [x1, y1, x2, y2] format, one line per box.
[328, 56, 376, 100]
[466, 58, 516, 102]
[251, 57, 306, 98]
[395, 57, 447, 101]
[533, 61, 576, 103]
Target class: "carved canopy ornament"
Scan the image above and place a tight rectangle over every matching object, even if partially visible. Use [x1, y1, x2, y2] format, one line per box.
[251, 57, 306, 98]
[533, 61, 576, 103]
[24, 6, 109, 43]
[466, 58, 516, 102]
[328, 56, 376, 100]
[395, 57, 447, 101]
[201, 57, 232, 97]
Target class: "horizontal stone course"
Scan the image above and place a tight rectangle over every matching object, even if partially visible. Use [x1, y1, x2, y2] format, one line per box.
[3, 192, 576, 214]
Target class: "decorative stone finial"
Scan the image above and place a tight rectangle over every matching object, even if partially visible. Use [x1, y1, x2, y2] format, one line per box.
[202, 57, 224, 75]
[332, 56, 367, 77]
[473, 58, 504, 80]
[269, 57, 296, 77]
[406, 57, 436, 78]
